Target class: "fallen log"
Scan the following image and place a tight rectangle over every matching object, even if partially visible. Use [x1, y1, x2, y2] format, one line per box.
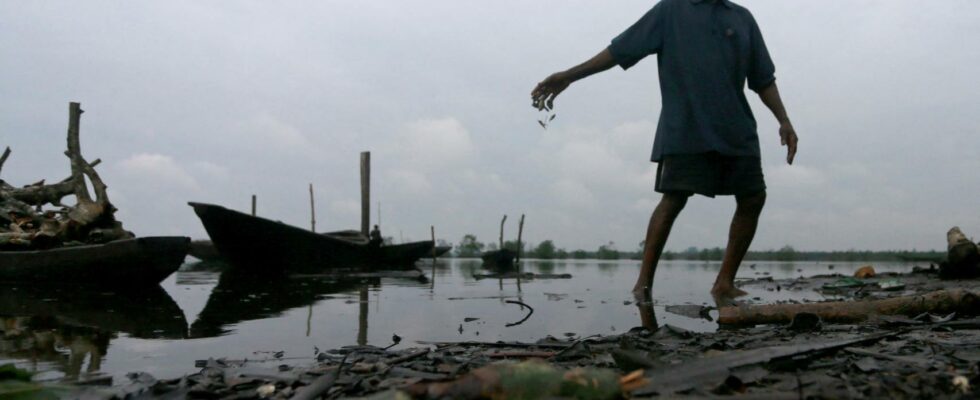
[718, 289, 980, 326]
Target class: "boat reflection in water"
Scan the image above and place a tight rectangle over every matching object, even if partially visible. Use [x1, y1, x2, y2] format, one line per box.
[188, 270, 376, 338]
[0, 284, 187, 381]
[0, 265, 390, 382]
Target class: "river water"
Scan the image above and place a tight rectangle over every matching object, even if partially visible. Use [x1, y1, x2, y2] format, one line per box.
[1, 258, 919, 383]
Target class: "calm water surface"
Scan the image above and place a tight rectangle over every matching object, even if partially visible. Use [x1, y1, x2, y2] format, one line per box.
[1, 259, 919, 382]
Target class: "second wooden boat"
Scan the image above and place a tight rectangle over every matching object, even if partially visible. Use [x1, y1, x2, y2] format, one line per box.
[189, 202, 433, 272]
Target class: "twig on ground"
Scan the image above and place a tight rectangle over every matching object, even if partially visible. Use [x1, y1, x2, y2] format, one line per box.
[505, 300, 534, 327]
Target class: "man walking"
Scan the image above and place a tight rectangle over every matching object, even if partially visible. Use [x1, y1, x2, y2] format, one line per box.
[532, 0, 798, 300]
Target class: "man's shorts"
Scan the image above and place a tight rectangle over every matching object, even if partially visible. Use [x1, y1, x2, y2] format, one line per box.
[655, 152, 766, 198]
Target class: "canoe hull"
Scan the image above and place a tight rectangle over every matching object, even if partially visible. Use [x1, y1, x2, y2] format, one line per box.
[0, 236, 189, 287]
[481, 249, 517, 269]
[189, 202, 433, 272]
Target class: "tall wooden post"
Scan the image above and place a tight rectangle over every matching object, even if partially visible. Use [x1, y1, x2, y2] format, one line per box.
[360, 152, 370, 237]
[498, 215, 507, 250]
[516, 214, 525, 263]
[251, 195, 257, 216]
[0, 147, 11, 177]
[309, 183, 316, 232]
[430, 225, 437, 287]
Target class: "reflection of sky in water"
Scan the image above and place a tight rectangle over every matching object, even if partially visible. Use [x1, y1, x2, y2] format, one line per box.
[1, 259, 919, 382]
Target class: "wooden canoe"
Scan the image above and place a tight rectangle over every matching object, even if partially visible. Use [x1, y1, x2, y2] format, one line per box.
[188, 239, 223, 261]
[481, 249, 517, 269]
[0, 236, 189, 287]
[189, 202, 434, 272]
[433, 245, 452, 257]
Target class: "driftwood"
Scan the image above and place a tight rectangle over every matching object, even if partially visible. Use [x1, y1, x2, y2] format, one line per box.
[0, 102, 132, 249]
[718, 289, 980, 326]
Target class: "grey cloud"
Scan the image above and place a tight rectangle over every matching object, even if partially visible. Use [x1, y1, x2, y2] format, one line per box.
[1, 1, 977, 251]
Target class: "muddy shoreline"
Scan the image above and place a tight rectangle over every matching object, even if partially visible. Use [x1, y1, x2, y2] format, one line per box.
[28, 269, 978, 399]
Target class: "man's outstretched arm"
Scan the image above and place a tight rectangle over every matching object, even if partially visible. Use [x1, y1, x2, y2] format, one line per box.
[757, 82, 798, 165]
[531, 49, 617, 111]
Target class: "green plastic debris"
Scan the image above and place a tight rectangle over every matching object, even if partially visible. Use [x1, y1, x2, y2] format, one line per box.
[822, 277, 866, 290]
[0, 364, 72, 400]
[878, 279, 906, 291]
[0, 364, 32, 382]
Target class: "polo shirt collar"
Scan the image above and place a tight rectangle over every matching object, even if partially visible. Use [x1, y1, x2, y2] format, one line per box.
[690, 0, 733, 8]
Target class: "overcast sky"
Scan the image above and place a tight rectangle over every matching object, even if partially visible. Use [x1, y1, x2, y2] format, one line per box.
[1, 1, 977, 252]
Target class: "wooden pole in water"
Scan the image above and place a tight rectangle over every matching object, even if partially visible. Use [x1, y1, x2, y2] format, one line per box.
[360, 152, 370, 237]
[516, 214, 525, 263]
[306, 304, 313, 337]
[251, 195, 256, 216]
[357, 287, 369, 346]
[499, 215, 507, 250]
[430, 225, 437, 287]
[309, 183, 316, 232]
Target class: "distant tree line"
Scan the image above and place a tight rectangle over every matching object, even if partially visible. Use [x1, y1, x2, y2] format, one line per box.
[449, 235, 944, 262]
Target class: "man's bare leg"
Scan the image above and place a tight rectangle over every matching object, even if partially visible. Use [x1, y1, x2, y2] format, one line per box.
[712, 191, 767, 299]
[633, 192, 689, 299]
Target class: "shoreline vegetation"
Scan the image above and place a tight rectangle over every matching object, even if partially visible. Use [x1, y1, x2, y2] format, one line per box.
[446, 235, 944, 262]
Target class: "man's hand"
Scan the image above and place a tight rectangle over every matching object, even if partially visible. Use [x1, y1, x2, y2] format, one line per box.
[779, 122, 798, 165]
[530, 49, 617, 112]
[532, 72, 571, 111]
[756, 83, 797, 164]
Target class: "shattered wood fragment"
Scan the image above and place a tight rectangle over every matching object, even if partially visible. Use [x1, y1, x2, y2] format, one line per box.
[843, 347, 935, 368]
[486, 351, 557, 358]
[631, 332, 896, 396]
[416, 340, 571, 349]
[384, 348, 430, 366]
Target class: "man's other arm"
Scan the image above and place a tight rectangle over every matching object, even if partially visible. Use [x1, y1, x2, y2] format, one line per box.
[531, 49, 617, 111]
[757, 83, 798, 165]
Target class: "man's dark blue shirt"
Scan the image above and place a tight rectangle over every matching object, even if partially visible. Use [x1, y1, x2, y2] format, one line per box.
[608, 0, 776, 162]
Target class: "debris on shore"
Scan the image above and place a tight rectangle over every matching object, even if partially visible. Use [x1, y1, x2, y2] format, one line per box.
[0, 102, 133, 250]
[47, 310, 979, 399]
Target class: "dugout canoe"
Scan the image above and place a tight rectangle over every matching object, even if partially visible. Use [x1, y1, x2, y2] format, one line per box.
[433, 245, 452, 257]
[189, 202, 434, 271]
[481, 248, 517, 269]
[0, 236, 189, 286]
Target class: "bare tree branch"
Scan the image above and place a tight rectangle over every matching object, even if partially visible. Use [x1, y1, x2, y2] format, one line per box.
[65, 102, 91, 202]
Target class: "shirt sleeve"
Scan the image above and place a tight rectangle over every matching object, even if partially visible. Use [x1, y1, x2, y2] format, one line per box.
[608, 2, 666, 70]
[746, 13, 776, 92]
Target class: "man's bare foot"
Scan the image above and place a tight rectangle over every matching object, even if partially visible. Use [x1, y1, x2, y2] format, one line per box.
[710, 283, 748, 300]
